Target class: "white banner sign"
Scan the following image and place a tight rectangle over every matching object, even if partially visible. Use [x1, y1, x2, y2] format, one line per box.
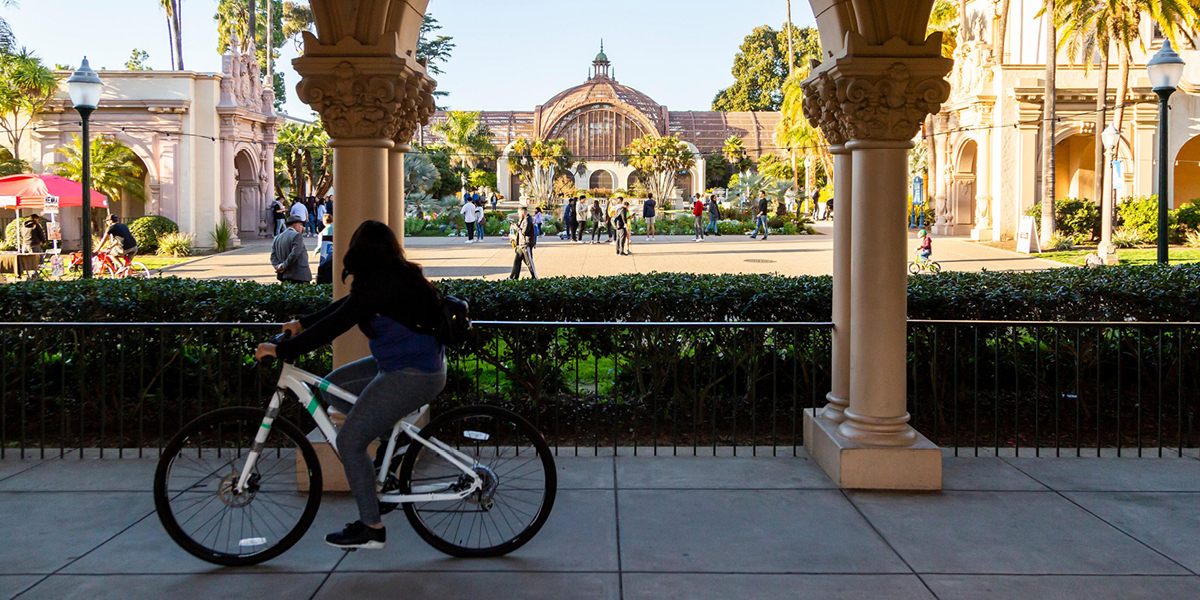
[42, 195, 59, 214]
[1016, 215, 1041, 254]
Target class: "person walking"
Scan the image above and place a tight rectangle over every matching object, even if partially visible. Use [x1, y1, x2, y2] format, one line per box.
[691, 193, 705, 242]
[271, 214, 312, 284]
[474, 200, 485, 241]
[532, 207, 544, 238]
[605, 198, 618, 243]
[460, 196, 477, 243]
[305, 196, 319, 236]
[642, 192, 657, 240]
[509, 205, 537, 279]
[589, 198, 604, 243]
[614, 200, 631, 255]
[564, 196, 579, 242]
[812, 188, 824, 221]
[750, 191, 770, 240]
[270, 197, 287, 235]
[706, 194, 722, 236]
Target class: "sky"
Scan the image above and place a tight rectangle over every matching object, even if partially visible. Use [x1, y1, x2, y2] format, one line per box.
[6, 1, 817, 118]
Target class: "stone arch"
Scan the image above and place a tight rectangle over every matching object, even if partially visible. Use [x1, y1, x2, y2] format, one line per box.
[542, 99, 661, 144]
[947, 138, 977, 232]
[588, 169, 614, 190]
[1174, 134, 1200, 208]
[234, 148, 260, 235]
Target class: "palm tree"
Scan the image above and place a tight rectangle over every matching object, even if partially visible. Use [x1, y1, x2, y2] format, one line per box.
[157, 1, 183, 70]
[776, 73, 833, 210]
[0, 0, 18, 53]
[1042, 0, 1057, 244]
[53, 135, 146, 234]
[276, 121, 329, 200]
[430, 111, 498, 169]
[0, 48, 57, 161]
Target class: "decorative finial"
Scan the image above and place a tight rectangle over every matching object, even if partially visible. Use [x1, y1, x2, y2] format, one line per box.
[601, 39, 604, 53]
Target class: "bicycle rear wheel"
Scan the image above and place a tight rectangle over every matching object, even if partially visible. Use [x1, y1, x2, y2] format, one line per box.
[153, 407, 322, 566]
[928, 261, 942, 274]
[130, 262, 150, 278]
[398, 405, 556, 558]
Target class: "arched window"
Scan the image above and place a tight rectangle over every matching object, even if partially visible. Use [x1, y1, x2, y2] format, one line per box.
[547, 104, 651, 161]
[589, 170, 613, 190]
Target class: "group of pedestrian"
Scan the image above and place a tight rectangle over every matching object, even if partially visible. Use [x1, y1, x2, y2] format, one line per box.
[556, 194, 638, 251]
[270, 195, 332, 237]
[271, 203, 336, 285]
[460, 194, 488, 243]
[689, 192, 724, 241]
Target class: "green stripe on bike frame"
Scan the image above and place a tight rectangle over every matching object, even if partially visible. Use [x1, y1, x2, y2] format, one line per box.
[260, 422, 271, 430]
[305, 398, 319, 415]
[318, 380, 331, 392]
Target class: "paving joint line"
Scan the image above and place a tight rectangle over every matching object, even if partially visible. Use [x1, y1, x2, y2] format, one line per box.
[0, 460, 53, 484]
[839, 489, 942, 600]
[1001, 459, 1199, 576]
[612, 456, 623, 600]
[306, 551, 349, 600]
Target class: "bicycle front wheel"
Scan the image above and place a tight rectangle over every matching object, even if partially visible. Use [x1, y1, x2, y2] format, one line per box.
[907, 261, 920, 274]
[399, 405, 557, 558]
[153, 407, 322, 566]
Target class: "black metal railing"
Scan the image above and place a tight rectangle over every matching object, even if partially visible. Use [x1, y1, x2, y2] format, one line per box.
[910, 321, 1200, 457]
[2, 320, 1197, 459]
[0, 322, 832, 458]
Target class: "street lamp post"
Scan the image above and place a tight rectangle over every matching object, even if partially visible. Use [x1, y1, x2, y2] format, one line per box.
[66, 58, 102, 279]
[1146, 40, 1185, 265]
[1099, 124, 1121, 264]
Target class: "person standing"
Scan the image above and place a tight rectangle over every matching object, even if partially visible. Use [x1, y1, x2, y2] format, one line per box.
[509, 206, 537, 279]
[271, 214, 312, 284]
[460, 196, 477, 243]
[315, 196, 328, 227]
[313, 214, 334, 284]
[474, 201, 485, 241]
[564, 196, 579, 242]
[270, 197, 287, 235]
[691, 193, 705, 242]
[605, 198, 618, 244]
[812, 188, 824, 221]
[589, 198, 604, 243]
[532, 207, 544, 237]
[750, 191, 770, 240]
[642, 192, 657, 240]
[19, 213, 46, 254]
[289, 197, 309, 236]
[706, 194, 722, 236]
[490, 192, 498, 211]
[614, 200, 631, 256]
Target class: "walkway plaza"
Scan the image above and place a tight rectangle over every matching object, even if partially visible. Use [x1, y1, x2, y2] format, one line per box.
[3, 450, 1199, 599]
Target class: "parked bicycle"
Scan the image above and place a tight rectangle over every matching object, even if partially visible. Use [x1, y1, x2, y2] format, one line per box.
[153, 333, 557, 566]
[907, 250, 941, 275]
[68, 249, 149, 278]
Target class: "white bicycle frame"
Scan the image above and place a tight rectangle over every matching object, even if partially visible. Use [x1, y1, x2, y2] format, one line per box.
[235, 362, 483, 504]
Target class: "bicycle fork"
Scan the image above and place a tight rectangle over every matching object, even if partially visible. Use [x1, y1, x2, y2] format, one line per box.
[235, 392, 283, 494]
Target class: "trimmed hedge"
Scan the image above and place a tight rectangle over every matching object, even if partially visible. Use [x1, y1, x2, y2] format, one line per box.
[3, 266, 1200, 323]
[128, 215, 179, 252]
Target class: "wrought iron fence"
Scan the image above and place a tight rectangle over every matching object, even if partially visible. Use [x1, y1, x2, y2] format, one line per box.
[2, 320, 1197, 459]
[910, 321, 1200, 457]
[0, 322, 832, 459]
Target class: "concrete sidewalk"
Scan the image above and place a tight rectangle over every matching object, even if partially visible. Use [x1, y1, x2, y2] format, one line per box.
[157, 223, 1065, 282]
[3, 450, 1199, 599]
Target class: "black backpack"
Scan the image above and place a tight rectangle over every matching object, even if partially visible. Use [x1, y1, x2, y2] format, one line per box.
[432, 295, 474, 349]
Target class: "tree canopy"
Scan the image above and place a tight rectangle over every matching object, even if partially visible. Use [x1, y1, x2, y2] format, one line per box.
[215, 0, 312, 107]
[0, 47, 57, 161]
[621, 136, 696, 202]
[53, 135, 146, 204]
[429, 111, 498, 169]
[508, 138, 583, 205]
[712, 24, 821, 112]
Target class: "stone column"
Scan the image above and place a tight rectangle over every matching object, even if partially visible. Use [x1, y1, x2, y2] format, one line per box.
[389, 144, 407, 240]
[801, 36, 951, 490]
[825, 145, 852, 423]
[971, 107, 994, 241]
[294, 51, 435, 366]
[219, 135, 240, 247]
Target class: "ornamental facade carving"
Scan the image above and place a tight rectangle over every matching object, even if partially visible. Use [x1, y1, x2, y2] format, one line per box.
[394, 75, 438, 146]
[839, 63, 952, 142]
[219, 32, 267, 113]
[296, 60, 435, 141]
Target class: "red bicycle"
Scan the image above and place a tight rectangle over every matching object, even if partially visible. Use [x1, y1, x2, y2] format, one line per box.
[68, 249, 150, 279]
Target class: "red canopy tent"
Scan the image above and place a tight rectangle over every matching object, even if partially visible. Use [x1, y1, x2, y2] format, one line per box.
[0, 174, 110, 210]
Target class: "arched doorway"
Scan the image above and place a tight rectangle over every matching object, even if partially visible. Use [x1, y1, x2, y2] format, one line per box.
[589, 169, 613, 190]
[1174, 135, 1200, 208]
[676, 171, 693, 199]
[112, 153, 149, 222]
[946, 139, 976, 234]
[626, 171, 642, 194]
[234, 150, 259, 236]
[1054, 133, 1097, 201]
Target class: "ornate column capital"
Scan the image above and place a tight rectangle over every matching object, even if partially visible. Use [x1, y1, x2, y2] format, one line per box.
[392, 75, 437, 149]
[294, 54, 435, 142]
[802, 34, 954, 145]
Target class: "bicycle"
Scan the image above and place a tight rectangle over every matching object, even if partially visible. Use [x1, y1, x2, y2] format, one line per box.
[68, 249, 149, 278]
[153, 334, 557, 566]
[907, 251, 941, 274]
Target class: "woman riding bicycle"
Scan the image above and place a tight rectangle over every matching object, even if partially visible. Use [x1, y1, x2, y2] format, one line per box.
[254, 220, 446, 551]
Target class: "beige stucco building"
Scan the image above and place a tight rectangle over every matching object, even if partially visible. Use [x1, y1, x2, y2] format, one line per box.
[931, 0, 1200, 240]
[11, 38, 279, 248]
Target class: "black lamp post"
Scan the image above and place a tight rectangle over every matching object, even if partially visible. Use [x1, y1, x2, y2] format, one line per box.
[66, 57, 102, 279]
[1147, 40, 1185, 265]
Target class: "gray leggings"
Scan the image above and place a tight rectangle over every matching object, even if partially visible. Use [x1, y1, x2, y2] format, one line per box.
[323, 356, 447, 525]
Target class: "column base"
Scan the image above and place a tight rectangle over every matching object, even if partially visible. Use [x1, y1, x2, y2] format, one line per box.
[970, 227, 992, 241]
[1097, 241, 1119, 265]
[933, 223, 971, 236]
[821, 391, 849, 423]
[803, 409, 942, 490]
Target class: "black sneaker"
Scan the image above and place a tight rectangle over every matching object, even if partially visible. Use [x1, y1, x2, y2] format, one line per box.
[325, 521, 386, 550]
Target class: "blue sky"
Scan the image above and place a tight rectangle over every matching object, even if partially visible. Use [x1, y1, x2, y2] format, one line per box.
[8, 1, 816, 117]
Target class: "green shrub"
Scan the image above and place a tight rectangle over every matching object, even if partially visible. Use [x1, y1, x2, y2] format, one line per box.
[209, 220, 233, 252]
[1024, 198, 1100, 239]
[128, 215, 178, 252]
[3, 220, 17, 249]
[1174, 201, 1200, 234]
[1111, 227, 1145, 249]
[1116, 196, 1180, 242]
[156, 232, 194, 257]
[1047, 231, 1076, 251]
[8, 267, 1200, 323]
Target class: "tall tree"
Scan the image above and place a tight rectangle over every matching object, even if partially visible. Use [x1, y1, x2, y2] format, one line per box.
[621, 136, 696, 205]
[275, 120, 330, 200]
[0, 48, 56, 161]
[1042, 0, 1057, 244]
[0, 0, 16, 54]
[712, 24, 820, 111]
[418, 14, 454, 106]
[157, 1, 183, 70]
[53, 135, 146, 233]
[216, 0, 310, 106]
[429, 111, 497, 169]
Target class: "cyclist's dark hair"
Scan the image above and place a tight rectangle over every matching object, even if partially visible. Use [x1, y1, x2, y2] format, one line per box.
[341, 220, 434, 294]
[109, 215, 120, 223]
